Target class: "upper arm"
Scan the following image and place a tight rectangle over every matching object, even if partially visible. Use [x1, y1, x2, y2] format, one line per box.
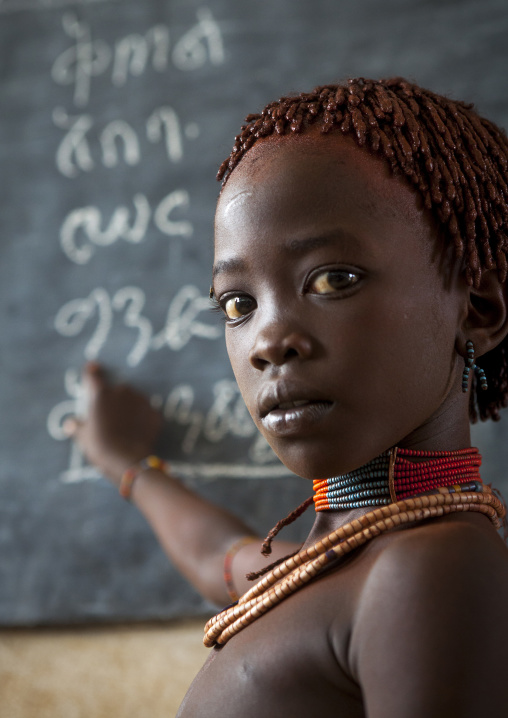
[350, 523, 508, 718]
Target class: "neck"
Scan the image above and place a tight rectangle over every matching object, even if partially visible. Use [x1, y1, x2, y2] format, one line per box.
[393, 393, 472, 453]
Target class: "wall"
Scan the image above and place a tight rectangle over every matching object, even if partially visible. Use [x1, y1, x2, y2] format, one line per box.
[1, 0, 508, 626]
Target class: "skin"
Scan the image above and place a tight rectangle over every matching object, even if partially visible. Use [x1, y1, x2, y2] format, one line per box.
[68, 131, 508, 717]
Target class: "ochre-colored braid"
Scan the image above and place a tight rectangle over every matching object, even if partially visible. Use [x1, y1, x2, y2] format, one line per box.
[204, 487, 505, 647]
[216, 78, 508, 422]
[259, 496, 313, 556]
[244, 496, 314, 582]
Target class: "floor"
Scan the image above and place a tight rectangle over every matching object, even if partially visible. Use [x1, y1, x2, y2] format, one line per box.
[0, 619, 209, 718]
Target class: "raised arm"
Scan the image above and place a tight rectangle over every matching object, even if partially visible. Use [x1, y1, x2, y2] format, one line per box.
[64, 363, 298, 606]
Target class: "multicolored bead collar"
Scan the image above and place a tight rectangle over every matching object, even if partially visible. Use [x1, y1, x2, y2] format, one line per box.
[313, 446, 482, 511]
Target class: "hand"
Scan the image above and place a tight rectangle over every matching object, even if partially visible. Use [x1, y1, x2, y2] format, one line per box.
[63, 363, 163, 486]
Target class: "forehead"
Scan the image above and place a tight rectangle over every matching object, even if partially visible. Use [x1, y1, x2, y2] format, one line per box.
[215, 133, 431, 254]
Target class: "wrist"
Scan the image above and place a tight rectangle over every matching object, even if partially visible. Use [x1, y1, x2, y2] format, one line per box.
[119, 455, 173, 501]
[99, 450, 153, 488]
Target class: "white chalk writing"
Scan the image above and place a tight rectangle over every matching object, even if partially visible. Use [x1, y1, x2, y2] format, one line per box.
[47, 368, 108, 483]
[111, 25, 170, 87]
[53, 108, 94, 177]
[100, 119, 140, 167]
[164, 380, 256, 454]
[152, 189, 193, 240]
[151, 285, 218, 352]
[51, 8, 224, 107]
[172, 8, 224, 71]
[146, 107, 184, 163]
[47, 368, 88, 441]
[54, 284, 221, 366]
[59, 190, 191, 264]
[48, 372, 282, 484]
[55, 287, 113, 360]
[54, 106, 193, 177]
[52, 13, 111, 107]
[43, 3, 270, 488]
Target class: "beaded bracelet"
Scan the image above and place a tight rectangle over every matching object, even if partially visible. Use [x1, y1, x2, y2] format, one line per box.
[119, 455, 170, 500]
[224, 536, 258, 601]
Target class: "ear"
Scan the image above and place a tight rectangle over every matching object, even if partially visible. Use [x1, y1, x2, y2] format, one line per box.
[457, 270, 508, 358]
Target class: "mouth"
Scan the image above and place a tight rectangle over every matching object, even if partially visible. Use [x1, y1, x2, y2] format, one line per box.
[275, 399, 317, 410]
[259, 391, 332, 418]
[258, 387, 333, 437]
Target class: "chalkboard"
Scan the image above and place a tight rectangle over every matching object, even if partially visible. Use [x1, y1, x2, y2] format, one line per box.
[2, 0, 508, 626]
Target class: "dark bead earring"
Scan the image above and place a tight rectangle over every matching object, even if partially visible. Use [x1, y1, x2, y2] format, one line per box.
[462, 340, 488, 393]
[475, 364, 488, 391]
[462, 340, 475, 393]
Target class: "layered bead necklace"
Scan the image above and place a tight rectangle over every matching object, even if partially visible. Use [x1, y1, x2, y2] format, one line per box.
[204, 446, 505, 648]
[313, 446, 482, 510]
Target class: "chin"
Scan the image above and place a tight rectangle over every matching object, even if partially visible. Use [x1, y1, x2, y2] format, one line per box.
[270, 436, 393, 481]
[269, 443, 348, 482]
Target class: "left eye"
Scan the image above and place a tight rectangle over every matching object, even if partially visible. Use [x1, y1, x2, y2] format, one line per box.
[309, 270, 359, 295]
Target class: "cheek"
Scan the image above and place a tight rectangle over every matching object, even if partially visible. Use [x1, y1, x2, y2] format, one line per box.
[359, 292, 459, 408]
[225, 331, 256, 409]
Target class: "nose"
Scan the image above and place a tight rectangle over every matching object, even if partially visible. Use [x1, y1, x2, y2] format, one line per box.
[248, 320, 314, 370]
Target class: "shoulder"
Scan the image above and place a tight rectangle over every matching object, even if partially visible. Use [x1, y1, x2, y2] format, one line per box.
[354, 513, 508, 629]
[362, 512, 508, 599]
[345, 515, 508, 717]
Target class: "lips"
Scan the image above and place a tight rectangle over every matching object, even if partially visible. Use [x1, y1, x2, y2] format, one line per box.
[276, 399, 313, 410]
[258, 384, 333, 437]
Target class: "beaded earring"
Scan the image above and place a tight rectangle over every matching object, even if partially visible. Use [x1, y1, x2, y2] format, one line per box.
[475, 364, 488, 391]
[462, 340, 475, 392]
[462, 340, 488, 392]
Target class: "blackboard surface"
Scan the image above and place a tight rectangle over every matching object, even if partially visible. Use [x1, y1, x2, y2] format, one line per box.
[1, 0, 508, 626]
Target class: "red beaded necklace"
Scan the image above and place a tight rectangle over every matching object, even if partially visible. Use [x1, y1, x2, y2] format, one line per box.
[313, 446, 482, 511]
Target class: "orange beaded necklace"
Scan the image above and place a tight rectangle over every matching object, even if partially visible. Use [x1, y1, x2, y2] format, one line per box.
[204, 447, 505, 648]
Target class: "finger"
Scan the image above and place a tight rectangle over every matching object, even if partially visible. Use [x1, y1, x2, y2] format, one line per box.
[62, 416, 83, 437]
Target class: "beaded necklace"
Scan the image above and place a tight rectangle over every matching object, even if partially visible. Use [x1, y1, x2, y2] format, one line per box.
[204, 446, 505, 648]
[313, 446, 482, 509]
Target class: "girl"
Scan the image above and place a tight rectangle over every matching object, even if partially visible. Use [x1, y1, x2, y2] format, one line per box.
[66, 78, 508, 717]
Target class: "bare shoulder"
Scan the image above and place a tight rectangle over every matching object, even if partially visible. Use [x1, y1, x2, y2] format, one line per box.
[360, 512, 508, 599]
[348, 512, 508, 650]
[346, 514, 508, 718]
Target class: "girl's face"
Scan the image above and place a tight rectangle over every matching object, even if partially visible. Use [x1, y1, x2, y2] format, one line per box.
[213, 133, 469, 479]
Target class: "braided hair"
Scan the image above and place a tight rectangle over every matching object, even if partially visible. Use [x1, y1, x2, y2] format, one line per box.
[217, 77, 508, 422]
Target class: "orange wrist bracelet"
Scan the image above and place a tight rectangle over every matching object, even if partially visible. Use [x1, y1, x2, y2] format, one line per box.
[119, 455, 170, 500]
[223, 536, 258, 602]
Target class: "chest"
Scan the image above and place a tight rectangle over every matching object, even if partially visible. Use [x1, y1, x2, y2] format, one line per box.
[176, 574, 365, 718]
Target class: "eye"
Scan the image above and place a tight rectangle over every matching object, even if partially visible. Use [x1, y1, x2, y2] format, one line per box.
[222, 294, 256, 320]
[308, 269, 360, 295]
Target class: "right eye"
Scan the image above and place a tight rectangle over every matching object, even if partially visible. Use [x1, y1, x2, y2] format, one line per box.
[222, 295, 256, 320]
